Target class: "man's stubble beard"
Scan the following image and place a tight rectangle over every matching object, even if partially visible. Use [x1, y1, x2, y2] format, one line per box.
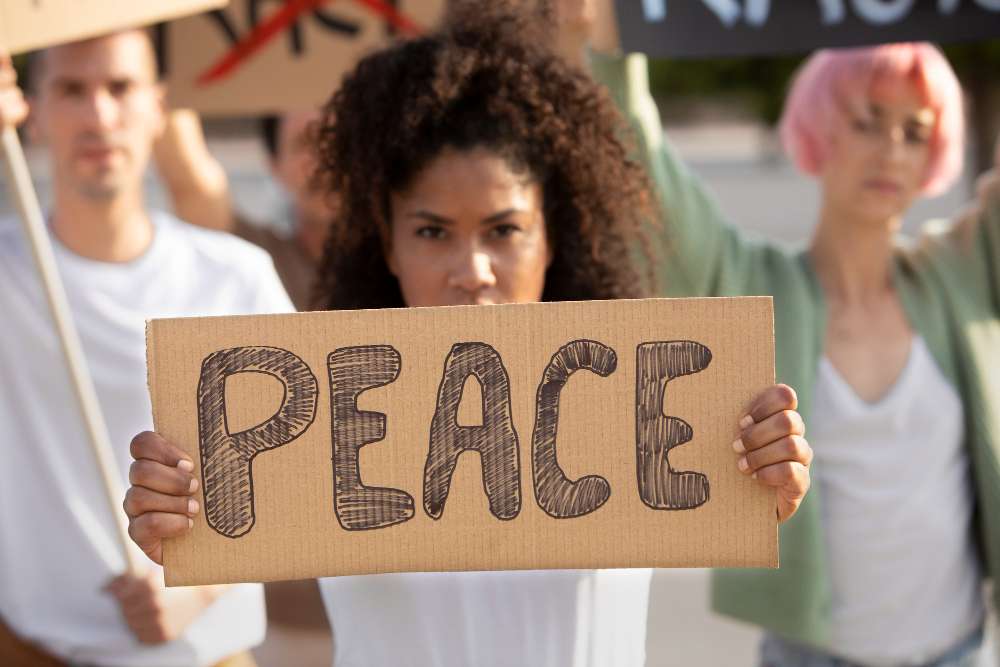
[75, 178, 125, 202]
[66, 160, 140, 203]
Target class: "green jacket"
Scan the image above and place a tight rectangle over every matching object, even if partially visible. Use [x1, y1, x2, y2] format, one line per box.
[591, 52, 1000, 647]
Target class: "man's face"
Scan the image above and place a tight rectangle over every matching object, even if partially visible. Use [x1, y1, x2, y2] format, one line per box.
[271, 110, 338, 260]
[28, 31, 165, 202]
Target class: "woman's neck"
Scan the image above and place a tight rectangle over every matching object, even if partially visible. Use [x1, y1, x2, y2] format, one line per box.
[808, 199, 900, 305]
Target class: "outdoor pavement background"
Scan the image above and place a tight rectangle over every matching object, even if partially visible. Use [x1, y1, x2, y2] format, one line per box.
[3, 120, 994, 666]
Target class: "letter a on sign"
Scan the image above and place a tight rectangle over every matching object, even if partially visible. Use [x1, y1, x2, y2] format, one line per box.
[424, 342, 521, 521]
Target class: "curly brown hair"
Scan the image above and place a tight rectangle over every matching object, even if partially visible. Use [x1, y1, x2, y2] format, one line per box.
[314, 0, 655, 310]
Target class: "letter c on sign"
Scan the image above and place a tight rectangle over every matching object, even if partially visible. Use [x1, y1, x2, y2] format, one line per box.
[531, 340, 617, 519]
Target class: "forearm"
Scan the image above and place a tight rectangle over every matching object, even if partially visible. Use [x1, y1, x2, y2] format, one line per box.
[154, 110, 234, 232]
[930, 168, 1000, 311]
[976, 169, 1000, 309]
[165, 180, 233, 231]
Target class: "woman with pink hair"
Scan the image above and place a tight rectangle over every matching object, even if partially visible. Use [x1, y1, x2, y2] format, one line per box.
[572, 7, 1000, 665]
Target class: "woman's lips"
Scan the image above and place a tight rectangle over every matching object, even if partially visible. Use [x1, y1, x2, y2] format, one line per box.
[863, 178, 903, 195]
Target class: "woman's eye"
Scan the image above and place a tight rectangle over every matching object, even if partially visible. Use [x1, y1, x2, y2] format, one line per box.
[851, 117, 876, 133]
[489, 224, 521, 239]
[416, 226, 447, 240]
[905, 129, 930, 145]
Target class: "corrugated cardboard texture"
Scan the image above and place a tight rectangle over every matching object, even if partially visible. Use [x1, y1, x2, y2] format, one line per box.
[0, 0, 227, 55]
[147, 297, 777, 587]
[162, 0, 446, 115]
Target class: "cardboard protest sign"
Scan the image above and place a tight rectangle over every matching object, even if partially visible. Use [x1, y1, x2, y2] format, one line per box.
[158, 0, 445, 115]
[148, 297, 776, 587]
[616, 0, 1000, 58]
[0, 0, 228, 55]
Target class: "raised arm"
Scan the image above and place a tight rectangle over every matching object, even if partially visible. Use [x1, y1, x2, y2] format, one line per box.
[980, 172, 1000, 311]
[961, 143, 1000, 311]
[919, 140, 1000, 315]
[154, 110, 234, 232]
[558, 0, 777, 298]
[589, 52, 745, 297]
[0, 49, 29, 130]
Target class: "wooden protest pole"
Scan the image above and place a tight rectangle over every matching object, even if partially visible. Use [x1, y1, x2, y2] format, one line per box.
[0, 125, 146, 579]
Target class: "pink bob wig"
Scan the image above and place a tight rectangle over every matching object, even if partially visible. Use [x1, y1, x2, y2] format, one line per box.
[779, 43, 965, 197]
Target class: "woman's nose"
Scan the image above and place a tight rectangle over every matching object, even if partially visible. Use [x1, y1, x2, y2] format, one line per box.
[448, 245, 497, 293]
[80, 88, 120, 130]
[880, 126, 907, 161]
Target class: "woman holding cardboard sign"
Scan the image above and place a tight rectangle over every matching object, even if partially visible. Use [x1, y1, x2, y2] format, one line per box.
[124, 2, 812, 665]
[576, 3, 1000, 665]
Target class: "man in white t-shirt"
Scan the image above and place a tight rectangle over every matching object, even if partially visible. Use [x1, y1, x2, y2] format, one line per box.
[0, 30, 293, 666]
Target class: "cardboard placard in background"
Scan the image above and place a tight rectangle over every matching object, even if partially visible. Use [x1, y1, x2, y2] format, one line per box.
[159, 0, 446, 115]
[0, 0, 228, 55]
[616, 0, 1000, 58]
[148, 297, 777, 587]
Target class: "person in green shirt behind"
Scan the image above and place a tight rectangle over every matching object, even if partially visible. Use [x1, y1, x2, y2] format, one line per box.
[559, 0, 1000, 664]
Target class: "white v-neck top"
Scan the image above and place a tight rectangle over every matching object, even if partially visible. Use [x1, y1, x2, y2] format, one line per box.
[318, 568, 652, 667]
[812, 336, 983, 666]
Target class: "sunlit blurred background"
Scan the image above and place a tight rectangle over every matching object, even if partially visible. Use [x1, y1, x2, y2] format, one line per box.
[4, 39, 998, 666]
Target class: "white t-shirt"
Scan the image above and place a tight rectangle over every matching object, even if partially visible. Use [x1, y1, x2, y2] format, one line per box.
[812, 336, 983, 666]
[0, 211, 295, 666]
[319, 568, 652, 667]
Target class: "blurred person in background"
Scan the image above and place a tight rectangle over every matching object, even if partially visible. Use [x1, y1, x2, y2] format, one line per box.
[563, 0, 1000, 664]
[154, 110, 337, 660]
[155, 109, 335, 311]
[122, 2, 814, 666]
[0, 29, 293, 666]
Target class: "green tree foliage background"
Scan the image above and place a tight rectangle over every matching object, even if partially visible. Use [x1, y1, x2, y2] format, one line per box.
[648, 39, 1000, 177]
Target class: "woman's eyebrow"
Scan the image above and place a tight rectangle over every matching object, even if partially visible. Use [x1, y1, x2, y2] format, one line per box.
[482, 209, 519, 223]
[50, 75, 86, 91]
[407, 211, 454, 224]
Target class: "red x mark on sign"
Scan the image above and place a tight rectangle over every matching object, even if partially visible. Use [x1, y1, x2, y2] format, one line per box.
[197, 0, 423, 85]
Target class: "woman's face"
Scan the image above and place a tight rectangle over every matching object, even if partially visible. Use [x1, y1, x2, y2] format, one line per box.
[387, 146, 551, 307]
[820, 83, 936, 227]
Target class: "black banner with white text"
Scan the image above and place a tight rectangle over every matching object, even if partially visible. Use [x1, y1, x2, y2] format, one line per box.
[615, 0, 1000, 58]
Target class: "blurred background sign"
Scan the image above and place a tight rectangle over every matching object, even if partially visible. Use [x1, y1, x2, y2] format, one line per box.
[159, 0, 446, 115]
[616, 0, 1000, 58]
[0, 0, 228, 54]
